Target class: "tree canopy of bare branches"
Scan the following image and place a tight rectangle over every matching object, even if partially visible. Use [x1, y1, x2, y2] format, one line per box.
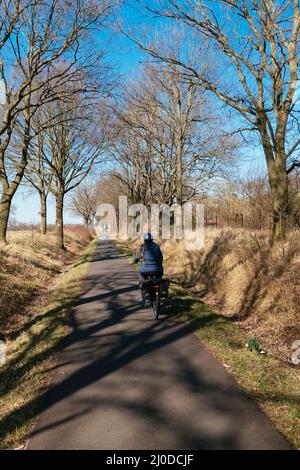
[111, 60, 236, 207]
[128, 0, 300, 243]
[70, 180, 99, 227]
[29, 95, 111, 248]
[0, 0, 114, 243]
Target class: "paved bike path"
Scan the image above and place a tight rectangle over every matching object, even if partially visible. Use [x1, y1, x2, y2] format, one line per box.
[28, 240, 291, 449]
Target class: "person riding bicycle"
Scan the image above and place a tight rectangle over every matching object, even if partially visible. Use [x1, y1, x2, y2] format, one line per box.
[132, 233, 163, 286]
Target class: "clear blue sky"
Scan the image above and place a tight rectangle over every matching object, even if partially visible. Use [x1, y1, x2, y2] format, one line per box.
[12, 2, 265, 225]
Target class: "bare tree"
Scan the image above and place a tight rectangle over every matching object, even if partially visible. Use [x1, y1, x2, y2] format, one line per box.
[39, 98, 110, 249]
[0, 0, 114, 243]
[130, 0, 300, 242]
[24, 131, 53, 235]
[289, 169, 300, 226]
[70, 180, 98, 226]
[96, 174, 129, 220]
[111, 60, 235, 206]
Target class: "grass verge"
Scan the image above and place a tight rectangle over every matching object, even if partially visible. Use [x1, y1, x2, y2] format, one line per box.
[116, 240, 300, 449]
[0, 237, 98, 450]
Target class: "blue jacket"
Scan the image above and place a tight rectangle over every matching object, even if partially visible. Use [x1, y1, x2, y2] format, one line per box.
[133, 240, 163, 273]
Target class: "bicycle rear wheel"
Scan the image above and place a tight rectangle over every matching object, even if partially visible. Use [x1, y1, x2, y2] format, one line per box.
[152, 294, 160, 320]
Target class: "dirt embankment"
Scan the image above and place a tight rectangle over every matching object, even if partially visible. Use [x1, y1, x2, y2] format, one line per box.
[0, 227, 94, 339]
[127, 229, 300, 363]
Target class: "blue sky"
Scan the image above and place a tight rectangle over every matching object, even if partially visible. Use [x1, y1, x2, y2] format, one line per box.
[11, 1, 266, 225]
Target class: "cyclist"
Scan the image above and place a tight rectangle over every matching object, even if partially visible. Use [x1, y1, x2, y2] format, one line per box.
[132, 233, 163, 286]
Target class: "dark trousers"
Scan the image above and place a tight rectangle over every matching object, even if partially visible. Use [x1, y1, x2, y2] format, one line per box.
[138, 269, 164, 286]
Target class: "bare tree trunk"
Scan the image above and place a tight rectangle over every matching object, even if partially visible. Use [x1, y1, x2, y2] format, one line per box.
[55, 191, 65, 250]
[261, 125, 289, 244]
[290, 191, 300, 225]
[176, 77, 184, 206]
[175, 143, 183, 205]
[40, 192, 47, 235]
[0, 93, 31, 244]
[270, 165, 289, 244]
[0, 194, 11, 244]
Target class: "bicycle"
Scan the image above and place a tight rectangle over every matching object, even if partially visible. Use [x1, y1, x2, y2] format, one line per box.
[141, 274, 169, 320]
[149, 274, 161, 320]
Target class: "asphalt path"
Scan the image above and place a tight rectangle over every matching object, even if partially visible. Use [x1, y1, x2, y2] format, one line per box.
[28, 240, 291, 449]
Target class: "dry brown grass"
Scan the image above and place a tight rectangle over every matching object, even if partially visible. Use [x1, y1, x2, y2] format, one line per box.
[0, 227, 94, 338]
[125, 229, 300, 363]
[161, 228, 300, 363]
[0, 235, 97, 449]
